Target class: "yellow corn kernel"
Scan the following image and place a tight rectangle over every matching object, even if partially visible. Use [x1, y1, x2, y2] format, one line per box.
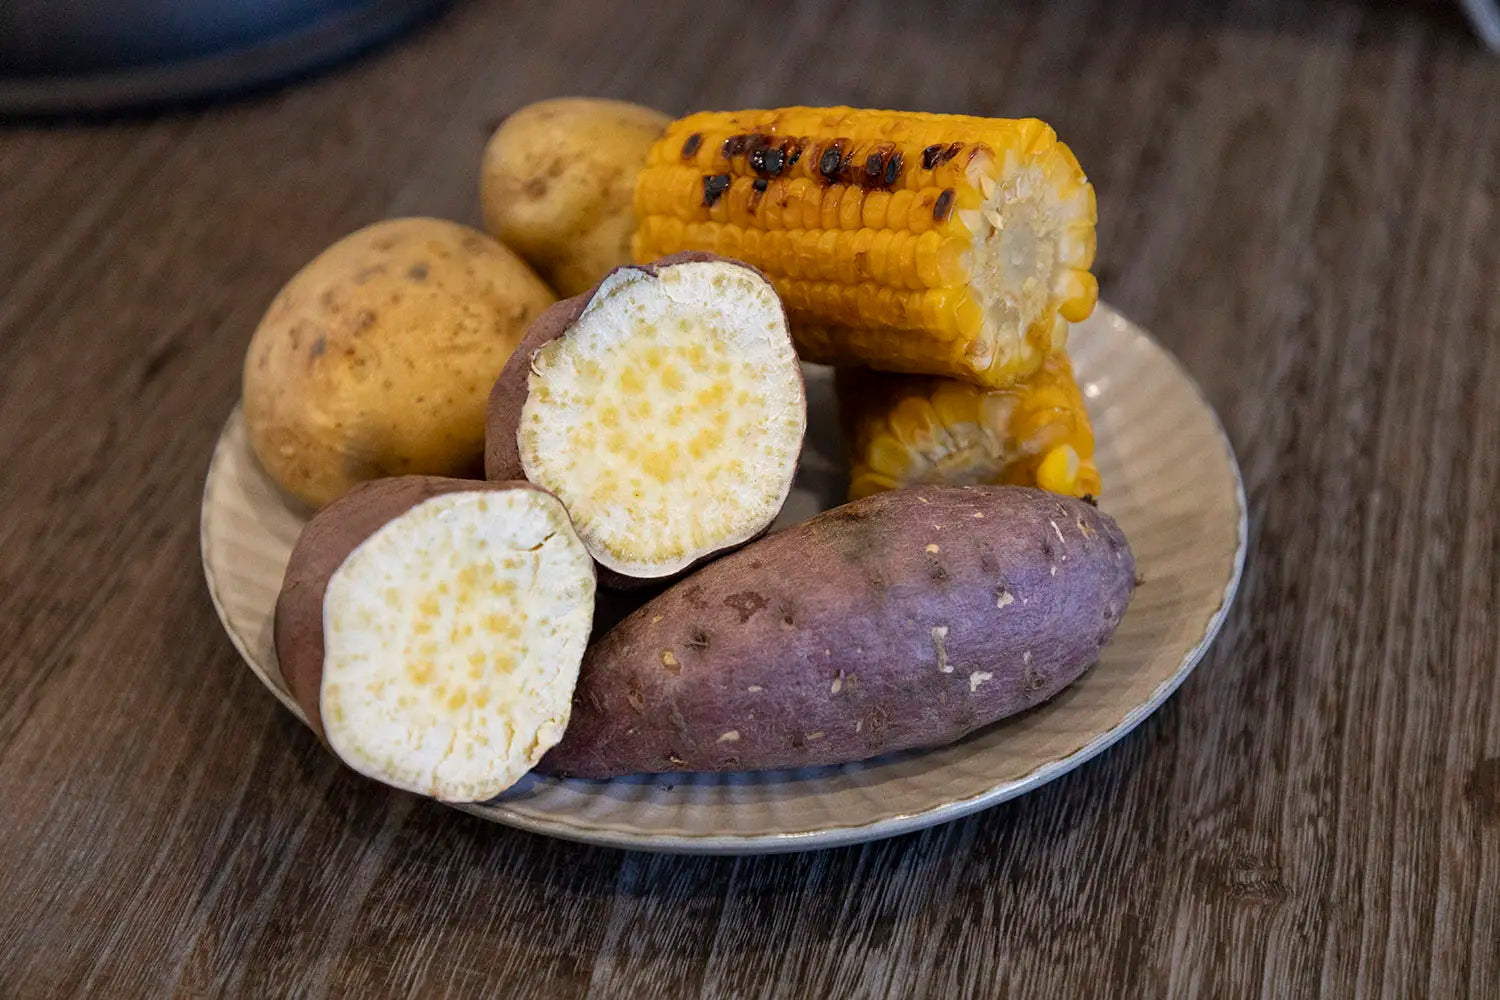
[839, 350, 1101, 500]
[635, 106, 1097, 387]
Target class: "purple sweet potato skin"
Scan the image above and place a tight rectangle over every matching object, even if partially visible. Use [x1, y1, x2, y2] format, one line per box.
[539, 485, 1135, 777]
[273, 475, 549, 738]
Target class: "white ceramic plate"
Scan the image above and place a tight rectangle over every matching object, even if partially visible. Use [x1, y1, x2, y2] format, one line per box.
[202, 303, 1246, 854]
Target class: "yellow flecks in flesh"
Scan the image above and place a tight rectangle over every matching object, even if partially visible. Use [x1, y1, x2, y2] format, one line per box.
[320, 490, 595, 803]
[516, 262, 804, 577]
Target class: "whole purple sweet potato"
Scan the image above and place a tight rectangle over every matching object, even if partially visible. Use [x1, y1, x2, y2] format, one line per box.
[540, 484, 1135, 777]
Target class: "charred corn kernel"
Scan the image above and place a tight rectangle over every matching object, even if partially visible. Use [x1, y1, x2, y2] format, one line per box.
[838, 350, 1101, 501]
[634, 106, 1097, 387]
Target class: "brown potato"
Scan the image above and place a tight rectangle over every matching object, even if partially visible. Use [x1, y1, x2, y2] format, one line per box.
[480, 97, 669, 297]
[275, 476, 595, 801]
[243, 217, 555, 509]
[539, 485, 1135, 777]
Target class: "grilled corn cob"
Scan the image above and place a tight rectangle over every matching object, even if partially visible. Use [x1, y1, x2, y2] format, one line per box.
[633, 106, 1097, 388]
[838, 350, 1101, 501]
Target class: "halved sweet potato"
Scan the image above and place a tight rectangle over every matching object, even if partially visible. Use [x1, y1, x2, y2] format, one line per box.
[274, 476, 595, 801]
[487, 252, 805, 586]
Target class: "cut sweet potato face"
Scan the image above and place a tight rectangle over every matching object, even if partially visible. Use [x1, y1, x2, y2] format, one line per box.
[277, 479, 595, 802]
[498, 255, 805, 581]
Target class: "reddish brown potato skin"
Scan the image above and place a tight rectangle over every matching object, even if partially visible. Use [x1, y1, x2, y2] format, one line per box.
[539, 485, 1135, 777]
[273, 476, 548, 738]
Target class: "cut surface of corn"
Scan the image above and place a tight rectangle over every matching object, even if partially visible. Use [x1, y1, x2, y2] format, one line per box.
[633, 106, 1097, 387]
[838, 350, 1101, 501]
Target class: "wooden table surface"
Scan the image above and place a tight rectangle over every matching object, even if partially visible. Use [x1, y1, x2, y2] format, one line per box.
[3, 0, 1498, 996]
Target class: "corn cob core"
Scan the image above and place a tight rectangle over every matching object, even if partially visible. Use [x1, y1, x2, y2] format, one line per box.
[633, 107, 1097, 387]
[838, 351, 1101, 501]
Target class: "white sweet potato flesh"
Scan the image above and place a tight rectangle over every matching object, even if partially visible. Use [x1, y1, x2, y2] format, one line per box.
[539, 485, 1134, 777]
[275, 477, 595, 801]
[488, 254, 805, 582]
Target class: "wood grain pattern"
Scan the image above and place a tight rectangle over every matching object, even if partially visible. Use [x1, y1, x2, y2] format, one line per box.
[1, 0, 1496, 996]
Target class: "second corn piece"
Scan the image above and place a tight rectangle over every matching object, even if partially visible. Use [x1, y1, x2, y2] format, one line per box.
[633, 106, 1098, 388]
[838, 351, 1102, 502]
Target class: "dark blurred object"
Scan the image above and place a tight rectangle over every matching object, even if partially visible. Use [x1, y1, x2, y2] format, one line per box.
[0, 0, 448, 116]
[1463, 0, 1500, 50]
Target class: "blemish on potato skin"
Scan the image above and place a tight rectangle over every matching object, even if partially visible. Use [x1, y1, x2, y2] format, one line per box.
[718, 730, 741, 743]
[660, 649, 679, 673]
[686, 628, 710, 650]
[932, 625, 951, 673]
[309, 336, 327, 361]
[669, 703, 690, 737]
[723, 591, 767, 623]
[996, 588, 1015, 609]
[407, 262, 430, 281]
[747, 685, 763, 693]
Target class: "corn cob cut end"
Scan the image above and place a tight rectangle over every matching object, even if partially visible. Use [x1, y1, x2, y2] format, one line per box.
[953, 138, 1097, 385]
